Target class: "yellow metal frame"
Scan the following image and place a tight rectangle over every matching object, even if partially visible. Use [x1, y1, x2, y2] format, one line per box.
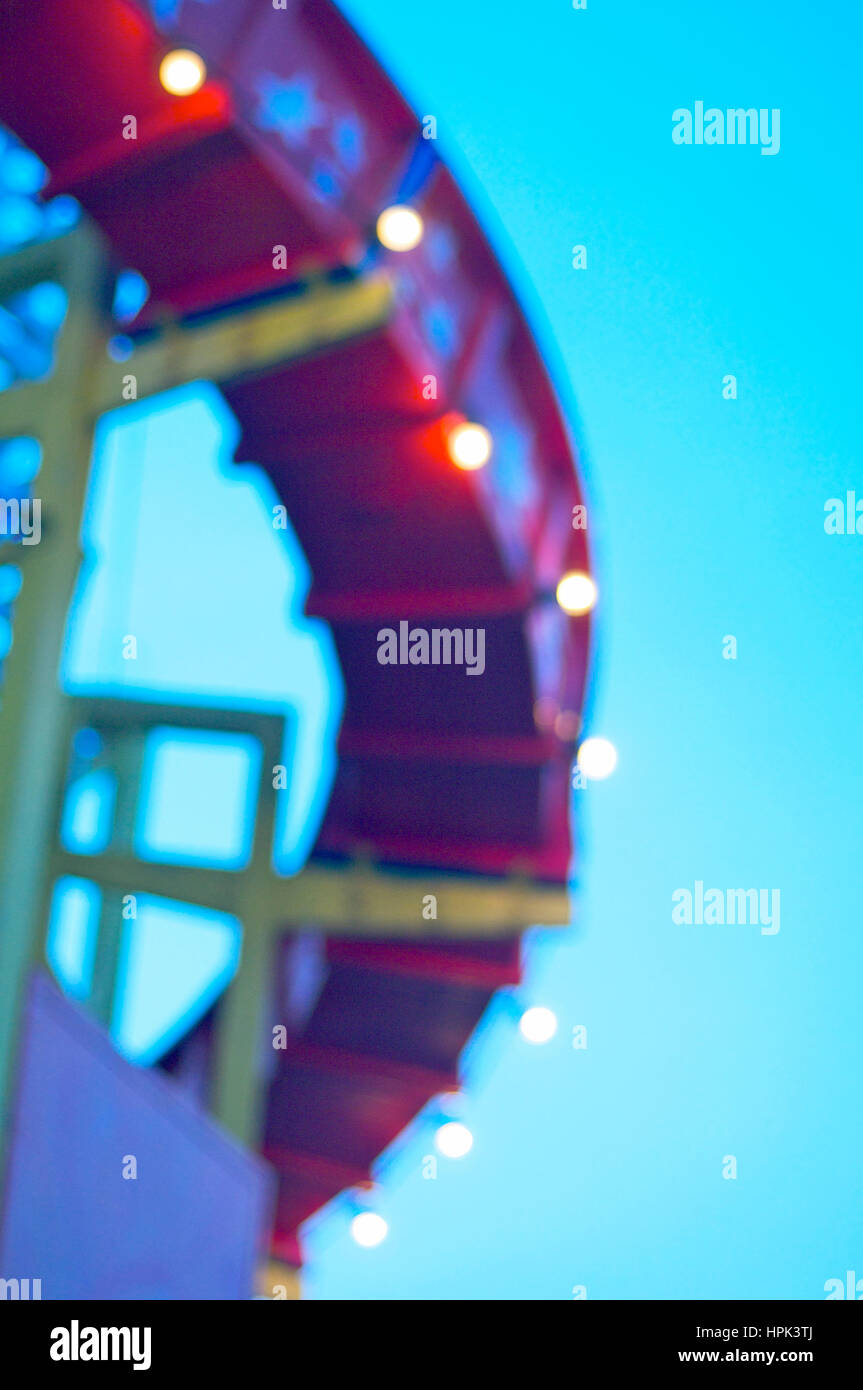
[0, 221, 570, 1187]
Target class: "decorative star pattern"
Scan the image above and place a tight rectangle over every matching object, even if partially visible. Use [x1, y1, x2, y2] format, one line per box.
[148, 0, 215, 29]
[422, 301, 458, 360]
[333, 116, 364, 173]
[255, 74, 328, 147]
[253, 73, 366, 187]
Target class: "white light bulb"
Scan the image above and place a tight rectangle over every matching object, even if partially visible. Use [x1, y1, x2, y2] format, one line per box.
[556, 571, 597, 615]
[448, 422, 492, 470]
[435, 1121, 474, 1159]
[519, 1006, 558, 1045]
[576, 736, 618, 780]
[351, 1212, 388, 1248]
[376, 205, 424, 252]
[159, 50, 207, 96]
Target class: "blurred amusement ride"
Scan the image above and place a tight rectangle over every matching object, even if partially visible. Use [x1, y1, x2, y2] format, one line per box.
[0, 0, 598, 1298]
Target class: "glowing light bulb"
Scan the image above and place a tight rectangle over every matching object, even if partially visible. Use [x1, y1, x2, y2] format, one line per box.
[376, 205, 424, 252]
[556, 571, 597, 615]
[435, 1121, 474, 1159]
[576, 736, 618, 781]
[448, 422, 492, 470]
[159, 50, 206, 96]
[519, 1006, 558, 1045]
[351, 1212, 388, 1248]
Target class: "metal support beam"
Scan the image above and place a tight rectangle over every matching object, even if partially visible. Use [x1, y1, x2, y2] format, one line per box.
[88, 889, 127, 1030]
[209, 922, 273, 1148]
[87, 727, 146, 1029]
[59, 697, 572, 936]
[0, 222, 111, 1178]
[210, 708, 283, 1146]
[50, 848, 571, 935]
[88, 273, 394, 414]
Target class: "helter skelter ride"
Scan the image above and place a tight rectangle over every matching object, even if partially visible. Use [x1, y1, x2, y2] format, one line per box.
[0, 0, 595, 1294]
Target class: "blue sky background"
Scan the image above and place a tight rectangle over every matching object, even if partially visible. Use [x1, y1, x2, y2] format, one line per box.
[2, 0, 862, 1299]
[299, 0, 863, 1298]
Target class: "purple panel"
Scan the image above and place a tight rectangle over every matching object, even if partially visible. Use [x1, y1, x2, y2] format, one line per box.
[0, 972, 273, 1300]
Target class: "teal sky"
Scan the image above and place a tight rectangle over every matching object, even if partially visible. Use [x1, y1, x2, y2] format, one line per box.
[300, 0, 863, 1298]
